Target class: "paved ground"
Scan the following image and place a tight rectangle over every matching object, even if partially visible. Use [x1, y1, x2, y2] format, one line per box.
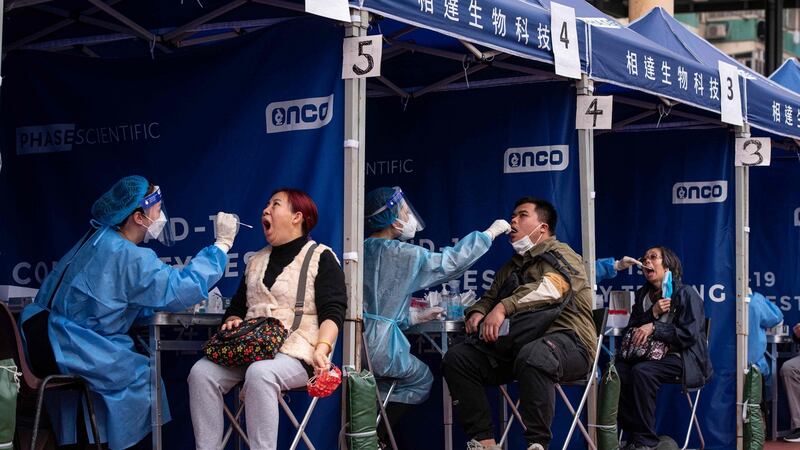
[766, 440, 800, 449]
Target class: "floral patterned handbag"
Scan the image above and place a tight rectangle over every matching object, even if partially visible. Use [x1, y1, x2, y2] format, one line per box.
[202, 243, 319, 367]
[202, 317, 288, 366]
[619, 327, 669, 361]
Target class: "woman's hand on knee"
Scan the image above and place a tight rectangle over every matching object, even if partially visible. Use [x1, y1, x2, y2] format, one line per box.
[221, 316, 243, 331]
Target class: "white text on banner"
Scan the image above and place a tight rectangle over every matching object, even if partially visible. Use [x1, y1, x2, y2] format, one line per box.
[550, 2, 581, 79]
[342, 35, 383, 79]
[719, 61, 744, 126]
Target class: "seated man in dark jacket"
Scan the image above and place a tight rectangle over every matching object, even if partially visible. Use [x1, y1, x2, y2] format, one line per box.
[442, 197, 596, 450]
[616, 246, 712, 450]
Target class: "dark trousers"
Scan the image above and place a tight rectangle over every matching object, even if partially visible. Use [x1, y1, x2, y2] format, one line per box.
[616, 354, 683, 448]
[442, 331, 590, 447]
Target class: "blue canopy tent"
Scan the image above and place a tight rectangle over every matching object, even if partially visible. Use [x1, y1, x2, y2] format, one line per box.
[766, 56, 800, 331]
[0, 1, 772, 449]
[629, 7, 800, 448]
[0, 2, 362, 450]
[771, 58, 800, 88]
[763, 61, 800, 438]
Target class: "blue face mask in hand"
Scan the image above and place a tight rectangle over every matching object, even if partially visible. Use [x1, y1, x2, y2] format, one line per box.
[661, 270, 673, 299]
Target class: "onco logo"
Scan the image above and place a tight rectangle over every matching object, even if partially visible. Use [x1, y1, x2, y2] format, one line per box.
[672, 181, 728, 204]
[265, 94, 334, 134]
[503, 146, 569, 174]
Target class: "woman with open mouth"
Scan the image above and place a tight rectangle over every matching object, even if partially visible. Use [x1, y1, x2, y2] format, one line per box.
[615, 246, 713, 450]
[188, 188, 347, 450]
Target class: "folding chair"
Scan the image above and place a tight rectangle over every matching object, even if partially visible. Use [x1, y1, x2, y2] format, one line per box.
[677, 387, 704, 450]
[0, 302, 102, 450]
[672, 318, 710, 450]
[498, 308, 609, 450]
[221, 384, 319, 450]
[359, 325, 399, 450]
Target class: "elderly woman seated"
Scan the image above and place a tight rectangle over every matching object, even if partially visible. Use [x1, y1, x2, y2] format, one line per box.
[188, 188, 347, 450]
[615, 246, 712, 450]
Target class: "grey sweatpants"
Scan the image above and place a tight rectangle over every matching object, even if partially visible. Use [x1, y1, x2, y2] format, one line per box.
[188, 354, 309, 450]
[781, 355, 800, 430]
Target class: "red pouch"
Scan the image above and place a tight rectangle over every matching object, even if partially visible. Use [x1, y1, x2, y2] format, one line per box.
[307, 364, 342, 398]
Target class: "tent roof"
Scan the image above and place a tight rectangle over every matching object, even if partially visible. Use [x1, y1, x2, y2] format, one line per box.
[770, 58, 800, 91]
[2, 0, 305, 58]
[630, 7, 800, 140]
[353, 0, 734, 117]
[0, 1, 747, 132]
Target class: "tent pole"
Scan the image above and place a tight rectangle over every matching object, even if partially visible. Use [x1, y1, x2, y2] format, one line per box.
[734, 124, 750, 450]
[577, 75, 597, 304]
[577, 74, 597, 446]
[343, 1, 367, 380]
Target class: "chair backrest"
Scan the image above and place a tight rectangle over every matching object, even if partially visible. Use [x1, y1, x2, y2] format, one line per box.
[0, 302, 39, 390]
[592, 308, 608, 338]
[668, 317, 712, 386]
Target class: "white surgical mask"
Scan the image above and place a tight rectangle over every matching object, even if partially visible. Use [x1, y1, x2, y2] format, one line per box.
[510, 225, 545, 255]
[144, 211, 168, 241]
[394, 214, 418, 241]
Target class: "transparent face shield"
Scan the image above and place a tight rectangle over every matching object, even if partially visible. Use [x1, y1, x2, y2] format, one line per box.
[140, 186, 175, 247]
[366, 186, 426, 233]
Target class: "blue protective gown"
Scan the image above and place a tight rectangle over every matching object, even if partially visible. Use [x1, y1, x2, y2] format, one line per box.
[748, 292, 783, 381]
[20, 227, 227, 449]
[596, 257, 617, 281]
[363, 231, 491, 404]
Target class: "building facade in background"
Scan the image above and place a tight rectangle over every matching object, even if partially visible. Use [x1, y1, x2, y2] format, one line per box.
[675, 9, 800, 75]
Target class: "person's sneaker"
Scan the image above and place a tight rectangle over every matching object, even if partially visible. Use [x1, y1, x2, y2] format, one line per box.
[527, 443, 545, 450]
[784, 428, 800, 443]
[466, 439, 501, 450]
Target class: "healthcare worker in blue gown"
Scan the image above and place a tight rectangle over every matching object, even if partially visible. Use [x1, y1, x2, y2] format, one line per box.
[19, 175, 240, 450]
[363, 187, 511, 434]
[596, 256, 641, 281]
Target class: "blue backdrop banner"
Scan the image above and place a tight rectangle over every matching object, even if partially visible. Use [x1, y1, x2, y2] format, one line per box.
[0, 17, 345, 450]
[595, 129, 735, 450]
[750, 158, 800, 327]
[367, 81, 583, 449]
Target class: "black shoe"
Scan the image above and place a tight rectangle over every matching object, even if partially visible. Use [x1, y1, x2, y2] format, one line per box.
[784, 428, 800, 443]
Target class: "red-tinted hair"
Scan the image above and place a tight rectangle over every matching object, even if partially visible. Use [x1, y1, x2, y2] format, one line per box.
[271, 188, 318, 235]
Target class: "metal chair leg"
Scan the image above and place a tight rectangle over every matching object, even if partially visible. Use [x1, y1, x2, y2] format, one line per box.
[361, 330, 398, 450]
[31, 377, 51, 450]
[498, 399, 521, 446]
[289, 397, 319, 450]
[279, 394, 316, 450]
[498, 385, 527, 432]
[375, 382, 396, 426]
[682, 390, 702, 450]
[223, 403, 250, 448]
[556, 385, 596, 450]
[221, 402, 245, 448]
[562, 336, 603, 450]
[80, 381, 103, 450]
